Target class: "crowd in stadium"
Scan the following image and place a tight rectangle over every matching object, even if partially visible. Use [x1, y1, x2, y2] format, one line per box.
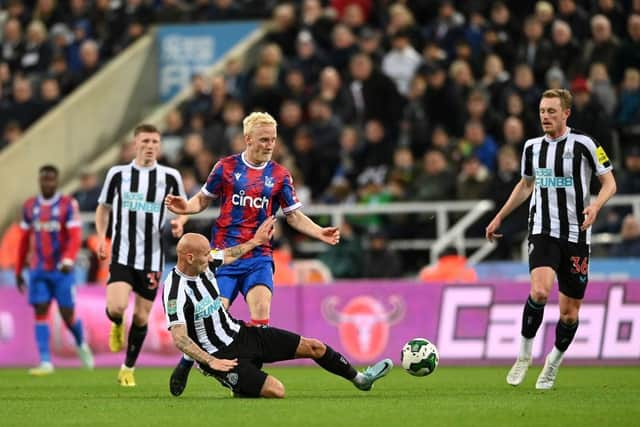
[1, 0, 640, 269]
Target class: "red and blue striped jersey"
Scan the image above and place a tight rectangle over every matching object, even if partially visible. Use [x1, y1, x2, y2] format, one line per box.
[16, 193, 82, 272]
[201, 152, 301, 258]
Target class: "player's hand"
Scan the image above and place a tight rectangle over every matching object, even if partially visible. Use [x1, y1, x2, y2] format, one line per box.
[170, 218, 184, 238]
[485, 216, 503, 242]
[97, 237, 108, 261]
[320, 226, 340, 245]
[59, 259, 74, 273]
[15, 274, 25, 293]
[165, 195, 188, 214]
[207, 356, 238, 372]
[252, 216, 276, 245]
[581, 204, 601, 231]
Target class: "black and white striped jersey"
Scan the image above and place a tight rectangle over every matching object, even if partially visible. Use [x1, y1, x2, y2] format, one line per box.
[521, 128, 612, 244]
[98, 161, 186, 271]
[163, 252, 241, 354]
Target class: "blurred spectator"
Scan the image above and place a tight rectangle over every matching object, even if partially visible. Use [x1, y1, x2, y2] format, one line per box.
[399, 74, 429, 157]
[154, 0, 189, 23]
[545, 66, 567, 90]
[615, 67, 640, 145]
[422, 0, 465, 60]
[610, 214, 640, 257]
[485, 145, 529, 259]
[411, 149, 456, 202]
[2, 18, 24, 72]
[291, 30, 328, 89]
[314, 66, 354, 124]
[1, 120, 23, 150]
[71, 39, 101, 88]
[39, 76, 62, 112]
[459, 120, 498, 171]
[300, 0, 334, 53]
[612, 14, 640, 84]
[516, 15, 554, 85]
[503, 90, 539, 139]
[161, 109, 186, 166]
[348, 52, 402, 131]
[501, 116, 526, 150]
[557, 0, 589, 41]
[21, 20, 52, 77]
[245, 64, 284, 117]
[382, 29, 421, 97]
[588, 62, 617, 116]
[329, 23, 358, 74]
[550, 19, 581, 80]
[617, 145, 640, 195]
[33, 0, 66, 30]
[319, 221, 363, 279]
[362, 229, 403, 278]
[262, 2, 298, 57]
[422, 61, 463, 137]
[357, 26, 384, 66]
[418, 247, 478, 283]
[568, 76, 613, 154]
[594, 0, 626, 37]
[581, 14, 619, 75]
[480, 53, 510, 112]
[73, 169, 101, 212]
[8, 77, 44, 129]
[463, 88, 503, 141]
[456, 155, 492, 200]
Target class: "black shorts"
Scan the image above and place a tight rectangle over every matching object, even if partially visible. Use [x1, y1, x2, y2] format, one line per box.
[107, 263, 161, 301]
[528, 234, 590, 299]
[201, 326, 301, 397]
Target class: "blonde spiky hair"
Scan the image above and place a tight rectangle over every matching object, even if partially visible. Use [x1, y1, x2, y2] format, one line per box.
[243, 112, 277, 136]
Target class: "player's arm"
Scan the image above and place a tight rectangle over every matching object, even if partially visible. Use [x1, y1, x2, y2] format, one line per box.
[581, 170, 617, 231]
[220, 216, 277, 265]
[485, 177, 535, 242]
[95, 203, 111, 260]
[60, 198, 82, 273]
[285, 209, 340, 245]
[170, 324, 237, 372]
[165, 191, 211, 215]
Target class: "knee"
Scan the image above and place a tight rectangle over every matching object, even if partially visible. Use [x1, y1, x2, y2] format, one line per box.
[132, 312, 149, 327]
[107, 303, 127, 318]
[308, 339, 326, 359]
[261, 378, 285, 398]
[559, 311, 578, 325]
[530, 288, 549, 304]
[249, 300, 270, 318]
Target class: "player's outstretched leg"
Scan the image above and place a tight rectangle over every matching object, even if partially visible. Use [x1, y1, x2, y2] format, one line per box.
[303, 338, 393, 391]
[170, 355, 194, 396]
[60, 307, 94, 369]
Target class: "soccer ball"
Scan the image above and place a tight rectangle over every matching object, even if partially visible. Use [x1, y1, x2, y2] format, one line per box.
[401, 338, 439, 377]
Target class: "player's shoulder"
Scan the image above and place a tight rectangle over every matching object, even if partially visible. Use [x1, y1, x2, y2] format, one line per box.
[569, 128, 598, 147]
[268, 159, 291, 176]
[22, 196, 37, 208]
[523, 135, 545, 150]
[156, 163, 182, 178]
[60, 194, 78, 205]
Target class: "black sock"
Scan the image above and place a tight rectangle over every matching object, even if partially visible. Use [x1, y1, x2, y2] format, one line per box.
[314, 345, 357, 380]
[555, 320, 579, 352]
[521, 296, 545, 339]
[125, 323, 148, 368]
[105, 308, 122, 325]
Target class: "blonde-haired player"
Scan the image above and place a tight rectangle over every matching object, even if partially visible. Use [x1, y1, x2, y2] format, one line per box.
[164, 111, 340, 396]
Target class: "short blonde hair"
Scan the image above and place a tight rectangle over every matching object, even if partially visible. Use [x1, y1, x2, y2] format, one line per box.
[243, 112, 277, 136]
[542, 88, 572, 110]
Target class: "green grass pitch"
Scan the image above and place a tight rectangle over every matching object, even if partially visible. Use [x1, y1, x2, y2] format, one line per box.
[2, 366, 639, 427]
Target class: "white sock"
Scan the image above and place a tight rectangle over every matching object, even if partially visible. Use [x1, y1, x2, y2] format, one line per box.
[547, 346, 564, 366]
[183, 354, 194, 362]
[352, 372, 367, 385]
[519, 337, 534, 359]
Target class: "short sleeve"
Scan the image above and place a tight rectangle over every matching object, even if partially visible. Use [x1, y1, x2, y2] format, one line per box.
[163, 272, 187, 329]
[201, 161, 223, 199]
[279, 169, 302, 214]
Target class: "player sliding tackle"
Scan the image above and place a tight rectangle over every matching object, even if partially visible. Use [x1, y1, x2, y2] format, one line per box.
[163, 220, 391, 398]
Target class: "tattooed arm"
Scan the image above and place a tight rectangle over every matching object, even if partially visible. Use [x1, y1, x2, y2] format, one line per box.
[221, 216, 276, 265]
[170, 324, 237, 372]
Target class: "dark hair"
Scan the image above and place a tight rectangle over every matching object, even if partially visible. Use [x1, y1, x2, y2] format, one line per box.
[133, 123, 159, 136]
[39, 164, 59, 176]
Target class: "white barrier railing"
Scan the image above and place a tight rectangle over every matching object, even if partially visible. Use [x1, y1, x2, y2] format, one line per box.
[78, 195, 640, 264]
